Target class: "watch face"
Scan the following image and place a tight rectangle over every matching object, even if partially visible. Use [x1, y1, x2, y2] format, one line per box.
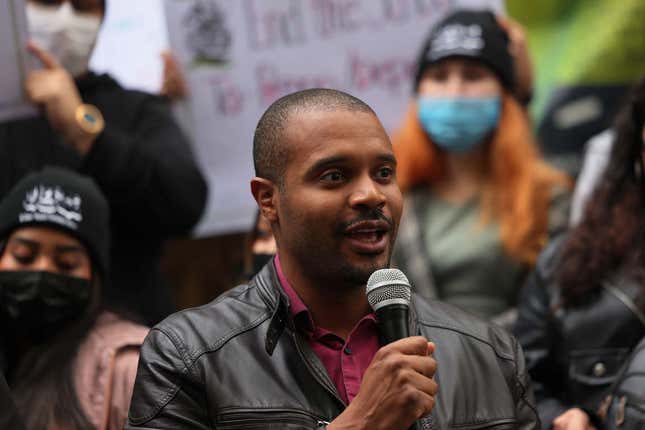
[83, 112, 96, 123]
[75, 104, 104, 134]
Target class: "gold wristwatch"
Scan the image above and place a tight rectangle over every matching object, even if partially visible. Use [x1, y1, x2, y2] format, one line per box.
[74, 104, 105, 135]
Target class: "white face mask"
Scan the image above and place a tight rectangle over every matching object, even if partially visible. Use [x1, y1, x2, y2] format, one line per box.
[27, 2, 102, 77]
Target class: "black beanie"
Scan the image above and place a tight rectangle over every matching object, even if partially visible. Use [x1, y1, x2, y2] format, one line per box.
[413, 9, 514, 92]
[0, 167, 110, 276]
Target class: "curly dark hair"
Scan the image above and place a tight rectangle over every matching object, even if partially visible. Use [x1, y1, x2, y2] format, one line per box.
[557, 77, 645, 308]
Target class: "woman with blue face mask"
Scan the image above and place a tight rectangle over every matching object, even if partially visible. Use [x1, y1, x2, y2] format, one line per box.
[0, 167, 149, 430]
[392, 10, 571, 325]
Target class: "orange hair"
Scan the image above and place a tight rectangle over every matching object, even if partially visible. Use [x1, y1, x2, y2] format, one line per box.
[393, 93, 571, 265]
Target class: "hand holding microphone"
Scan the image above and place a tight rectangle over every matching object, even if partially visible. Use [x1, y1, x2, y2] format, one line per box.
[328, 270, 438, 430]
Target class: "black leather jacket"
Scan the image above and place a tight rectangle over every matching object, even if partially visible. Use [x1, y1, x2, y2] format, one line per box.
[514, 236, 645, 430]
[600, 336, 645, 430]
[126, 262, 539, 429]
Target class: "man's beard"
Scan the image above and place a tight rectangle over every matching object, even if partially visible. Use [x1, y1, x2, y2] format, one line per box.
[292, 245, 392, 292]
[337, 257, 391, 286]
[289, 215, 395, 290]
[334, 206, 395, 285]
[280, 196, 397, 289]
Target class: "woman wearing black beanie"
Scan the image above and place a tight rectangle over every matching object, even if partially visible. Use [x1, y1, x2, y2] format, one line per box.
[392, 9, 571, 324]
[0, 166, 148, 430]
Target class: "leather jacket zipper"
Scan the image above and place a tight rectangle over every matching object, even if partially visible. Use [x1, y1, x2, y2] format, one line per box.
[291, 329, 346, 409]
[218, 408, 328, 428]
[452, 418, 518, 430]
[255, 276, 344, 415]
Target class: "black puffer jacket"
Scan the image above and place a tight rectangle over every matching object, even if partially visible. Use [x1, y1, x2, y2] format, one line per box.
[126, 261, 539, 429]
[514, 236, 645, 430]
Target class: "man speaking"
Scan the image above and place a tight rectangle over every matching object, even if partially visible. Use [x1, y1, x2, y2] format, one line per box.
[126, 89, 539, 429]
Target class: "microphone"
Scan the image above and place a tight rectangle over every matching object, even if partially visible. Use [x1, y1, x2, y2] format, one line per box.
[367, 269, 419, 430]
[366, 268, 412, 345]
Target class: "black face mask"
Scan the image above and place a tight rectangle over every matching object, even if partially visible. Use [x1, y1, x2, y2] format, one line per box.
[0, 271, 91, 342]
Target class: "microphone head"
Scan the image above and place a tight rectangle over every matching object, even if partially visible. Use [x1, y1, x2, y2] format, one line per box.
[366, 269, 411, 312]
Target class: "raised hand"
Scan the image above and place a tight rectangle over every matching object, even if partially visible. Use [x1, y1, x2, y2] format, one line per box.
[24, 41, 97, 156]
[496, 15, 534, 104]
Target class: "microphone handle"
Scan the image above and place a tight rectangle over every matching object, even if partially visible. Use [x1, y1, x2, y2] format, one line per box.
[375, 304, 410, 345]
[375, 305, 419, 430]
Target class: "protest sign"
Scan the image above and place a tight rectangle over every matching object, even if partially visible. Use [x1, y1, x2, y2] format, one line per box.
[164, 0, 503, 236]
[0, 0, 35, 122]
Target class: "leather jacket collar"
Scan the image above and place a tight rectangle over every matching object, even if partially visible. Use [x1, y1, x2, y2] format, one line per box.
[255, 259, 420, 356]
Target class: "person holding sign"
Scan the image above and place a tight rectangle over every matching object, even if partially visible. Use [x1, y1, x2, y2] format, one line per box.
[392, 10, 571, 326]
[0, 0, 208, 326]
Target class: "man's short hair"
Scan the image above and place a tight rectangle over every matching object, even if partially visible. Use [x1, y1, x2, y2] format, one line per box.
[253, 88, 376, 185]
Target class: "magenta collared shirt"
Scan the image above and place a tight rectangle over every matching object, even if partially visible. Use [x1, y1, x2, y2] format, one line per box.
[274, 255, 380, 405]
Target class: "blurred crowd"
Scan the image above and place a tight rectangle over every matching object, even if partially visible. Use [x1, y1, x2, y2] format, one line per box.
[0, 1, 643, 430]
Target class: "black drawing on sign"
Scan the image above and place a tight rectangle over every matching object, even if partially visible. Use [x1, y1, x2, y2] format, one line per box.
[183, 0, 232, 65]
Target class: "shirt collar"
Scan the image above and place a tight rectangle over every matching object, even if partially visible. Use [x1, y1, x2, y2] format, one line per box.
[274, 254, 316, 333]
[274, 255, 378, 338]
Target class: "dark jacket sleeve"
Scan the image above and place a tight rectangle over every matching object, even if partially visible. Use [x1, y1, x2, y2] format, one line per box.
[80, 96, 208, 236]
[0, 372, 25, 430]
[126, 328, 211, 429]
[513, 236, 569, 430]
[512, 335, 542, 430]
[601, 337, 645, 430]
[547, 185, 571, 238]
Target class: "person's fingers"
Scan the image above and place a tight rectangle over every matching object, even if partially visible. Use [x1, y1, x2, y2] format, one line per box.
[496, 15, 521, 35]
[553, 409, 593, 430]
[427, 341, 435, 355]
[399, 354, 437, 379]
[495, 15, 527, 51]
[162, 50, 180, 73]
[378, 336, 430, 357]
[552, 412, 568, 429]
[496, 15, 520, 39]
[161, 51, 172, 73]
[404, 369, 438, 396]
[24, 71, 49, 101]
[496, 15, 511, 31]
[27, 40, 60, 69]
[160, 50, 189, 99]
[403, 389, 435, 420]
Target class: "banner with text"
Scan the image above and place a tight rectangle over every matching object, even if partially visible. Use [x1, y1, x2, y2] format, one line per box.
[164, 0, 503, 236]
[0, 0, 35, 122]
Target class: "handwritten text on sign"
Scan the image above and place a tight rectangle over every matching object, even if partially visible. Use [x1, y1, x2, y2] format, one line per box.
[165, 0, 502, 236]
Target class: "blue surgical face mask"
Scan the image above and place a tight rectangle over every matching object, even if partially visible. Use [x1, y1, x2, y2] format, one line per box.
[417, 96, 501, 153]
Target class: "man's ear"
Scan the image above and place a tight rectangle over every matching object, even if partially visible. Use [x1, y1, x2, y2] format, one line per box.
[250, 177, 278, 223]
